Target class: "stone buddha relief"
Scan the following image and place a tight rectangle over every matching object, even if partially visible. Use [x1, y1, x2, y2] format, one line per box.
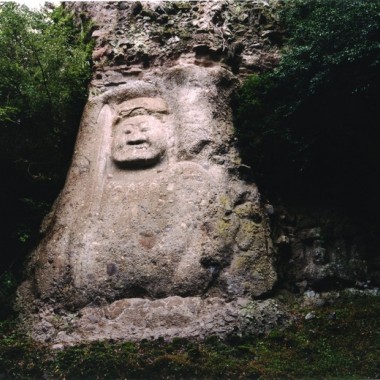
[72, 94, 231, 303]
[18, 65, 282, 343]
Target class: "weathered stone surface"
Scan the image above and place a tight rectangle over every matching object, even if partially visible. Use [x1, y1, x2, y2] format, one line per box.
[17, 1, 290, 344]
[28, 296, 288, 345]
[65, 0, 282, 86]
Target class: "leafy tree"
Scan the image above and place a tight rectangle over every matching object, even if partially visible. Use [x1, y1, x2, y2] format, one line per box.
[0, 2, 93, 296]
[236, 0, 380, 212]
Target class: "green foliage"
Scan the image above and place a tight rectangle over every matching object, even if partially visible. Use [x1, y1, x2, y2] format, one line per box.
[236, 0, 380, 210]
[0, 295, 379, 379]
[0, 2, 92, 126]
[0, 2, 93, 284]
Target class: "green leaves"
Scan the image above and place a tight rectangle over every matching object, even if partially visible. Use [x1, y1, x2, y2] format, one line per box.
[235, 0, 380, 208]
[0, 2, 93, 285]
[0, 2, 92, 129]
[0, 1, 93, 183]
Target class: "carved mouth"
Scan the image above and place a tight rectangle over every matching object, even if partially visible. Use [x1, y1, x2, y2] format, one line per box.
[127, 141, 149, 149]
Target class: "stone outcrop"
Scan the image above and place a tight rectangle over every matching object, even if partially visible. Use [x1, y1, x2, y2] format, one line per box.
[17, 1, 291, 345]
[67, 0, 282, 88]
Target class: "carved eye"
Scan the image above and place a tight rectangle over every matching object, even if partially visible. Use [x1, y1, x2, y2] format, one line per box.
[125, 129, 132, 134]
[141, 128, 148, 132]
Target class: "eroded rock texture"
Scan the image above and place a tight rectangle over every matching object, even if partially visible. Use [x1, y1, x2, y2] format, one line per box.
[18, 1, 289, 345]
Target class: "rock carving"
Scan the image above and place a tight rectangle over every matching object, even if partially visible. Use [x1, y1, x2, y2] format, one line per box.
[17, 0, 289, 344]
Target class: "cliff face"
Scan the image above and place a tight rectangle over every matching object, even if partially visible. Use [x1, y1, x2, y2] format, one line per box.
[16, 1, 291, 346]
[16, 1, 378, 346]
[64, 0, 380, 295]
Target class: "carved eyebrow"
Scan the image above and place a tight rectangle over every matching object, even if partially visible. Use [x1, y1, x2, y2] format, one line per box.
[119, 107, 149, 117]
[113, 110, 166, 127]
[118, 110, 167, 122]
[112, 111, 145, 126]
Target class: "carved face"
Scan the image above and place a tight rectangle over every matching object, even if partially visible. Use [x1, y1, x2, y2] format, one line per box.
[111, 114, 167, 168]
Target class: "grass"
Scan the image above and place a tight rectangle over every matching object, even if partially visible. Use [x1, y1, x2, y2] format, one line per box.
[0, 294, 379, 379]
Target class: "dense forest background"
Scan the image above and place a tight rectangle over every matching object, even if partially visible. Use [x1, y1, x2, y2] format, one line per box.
[0, 2, 93, 317]
[0, 0, 379, 378]
[236, 0, 380, 212]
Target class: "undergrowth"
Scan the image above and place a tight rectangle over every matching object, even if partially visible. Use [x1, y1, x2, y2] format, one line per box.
[0, 294, 379, 379]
